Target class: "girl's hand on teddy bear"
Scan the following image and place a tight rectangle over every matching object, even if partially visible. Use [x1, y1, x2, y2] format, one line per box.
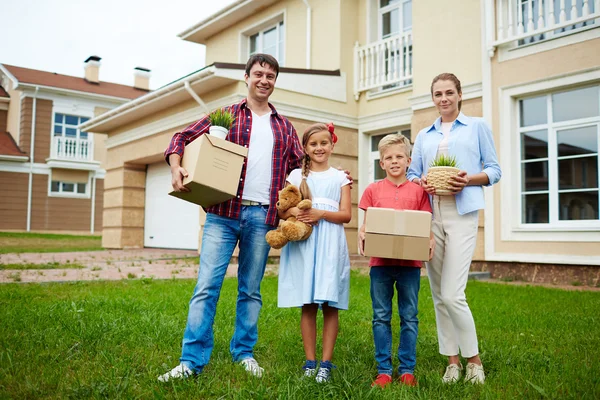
[297, 209, 325, 225]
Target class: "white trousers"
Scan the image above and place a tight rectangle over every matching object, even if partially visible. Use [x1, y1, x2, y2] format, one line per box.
[427, 195, 480, 358]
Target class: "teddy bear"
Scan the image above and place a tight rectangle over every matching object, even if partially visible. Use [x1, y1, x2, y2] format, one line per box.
[265, 185, 313, 249]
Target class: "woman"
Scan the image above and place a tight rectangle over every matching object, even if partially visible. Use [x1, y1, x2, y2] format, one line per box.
[407, 73, 501, 384]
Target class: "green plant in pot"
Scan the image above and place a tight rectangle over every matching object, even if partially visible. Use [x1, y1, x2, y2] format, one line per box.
[426, 154, 460, 195]
[208, 108, 235, 139]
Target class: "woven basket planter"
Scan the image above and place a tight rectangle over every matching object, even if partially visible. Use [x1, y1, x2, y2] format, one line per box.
[427, 166, 460, 195]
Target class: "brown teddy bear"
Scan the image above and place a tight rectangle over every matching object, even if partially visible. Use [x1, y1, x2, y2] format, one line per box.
[265, 185, 313, 249]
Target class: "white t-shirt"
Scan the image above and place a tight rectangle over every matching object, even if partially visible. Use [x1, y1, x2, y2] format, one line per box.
[242, 111, 274, 204]
[436, 121, 453, 157]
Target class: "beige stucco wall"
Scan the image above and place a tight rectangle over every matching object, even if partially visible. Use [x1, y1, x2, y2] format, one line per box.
[93, 106, 111, 168]
[6, 83, 21, 142]
[490, 37, 600, 259]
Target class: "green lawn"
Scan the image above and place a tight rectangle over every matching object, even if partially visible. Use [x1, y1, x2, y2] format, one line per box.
[1, 274, 598, 399]
[0, 232, 102, 254]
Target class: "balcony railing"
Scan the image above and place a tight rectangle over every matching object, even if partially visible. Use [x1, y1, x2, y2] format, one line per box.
[51, 136, 94, 162]
[354, 32, 413, 100]
[493, 0, 599, 49]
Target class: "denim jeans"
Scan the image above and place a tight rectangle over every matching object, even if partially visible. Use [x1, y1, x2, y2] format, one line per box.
[370, 266, 421, 375]
[179, 206, 273, 373]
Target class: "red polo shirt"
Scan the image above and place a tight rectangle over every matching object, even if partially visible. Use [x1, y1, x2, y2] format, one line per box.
[359, 178, 432, 267]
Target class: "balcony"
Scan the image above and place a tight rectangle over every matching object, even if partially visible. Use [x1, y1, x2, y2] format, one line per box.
[492, 0, 599, 50]
[46, 136, 100, 171]
[353, 31, 413, 100]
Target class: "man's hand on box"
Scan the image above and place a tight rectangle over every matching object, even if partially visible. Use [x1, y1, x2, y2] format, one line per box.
[171, 166, 190, 192]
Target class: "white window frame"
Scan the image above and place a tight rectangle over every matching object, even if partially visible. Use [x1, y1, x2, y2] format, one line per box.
[52, 112, 90, 141]
[48, 172, 91, 199]
[500, 68, 600, 242]
[368, 128, 411, 183]
[239, 12, 286, 66]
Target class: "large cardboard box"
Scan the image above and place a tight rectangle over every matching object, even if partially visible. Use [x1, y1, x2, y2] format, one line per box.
[364, 207, 432, 261]
[169, 134, 248, 208]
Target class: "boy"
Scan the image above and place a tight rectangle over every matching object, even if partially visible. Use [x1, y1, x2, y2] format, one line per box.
[358, 134, 434, 388]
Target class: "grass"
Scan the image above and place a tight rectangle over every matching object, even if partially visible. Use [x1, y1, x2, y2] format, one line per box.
[0, 262, 86, 270]
[0, 232, 102, 254]
[0, 274, 599, 399]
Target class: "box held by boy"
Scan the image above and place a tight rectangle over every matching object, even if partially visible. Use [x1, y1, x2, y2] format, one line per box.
[169, 134, 248, 208]
[364, 207, 432, 262]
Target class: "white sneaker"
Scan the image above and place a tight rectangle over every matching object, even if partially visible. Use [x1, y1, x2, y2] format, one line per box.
[240, 357, 264, 377]
[442, 363, 462, 383]
[465, 363, 485, 384]
[157, 364, 194, 382]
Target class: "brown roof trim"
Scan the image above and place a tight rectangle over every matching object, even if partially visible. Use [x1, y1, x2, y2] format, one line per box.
[0, 131, 27, 157]
[212, 62, 341, 76]
[2, 64, 149, 100]
[0, 85, 8, 98]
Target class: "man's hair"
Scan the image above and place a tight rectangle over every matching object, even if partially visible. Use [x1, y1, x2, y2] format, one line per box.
[245, 54, 280, 78]
[378, 133, 411, 158]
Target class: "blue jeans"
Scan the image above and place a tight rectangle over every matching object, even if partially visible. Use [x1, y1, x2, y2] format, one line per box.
[179, 206, 273, 373]
[370, 266, 421, 375]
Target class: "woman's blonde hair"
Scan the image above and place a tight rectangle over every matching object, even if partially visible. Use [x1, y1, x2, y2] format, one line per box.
[430, 72, 463, 111]
[299, 123, 332, 200]
[378, 133, 411, 158]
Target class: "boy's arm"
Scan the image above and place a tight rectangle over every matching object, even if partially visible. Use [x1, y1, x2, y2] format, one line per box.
[358, 212, 367, 256]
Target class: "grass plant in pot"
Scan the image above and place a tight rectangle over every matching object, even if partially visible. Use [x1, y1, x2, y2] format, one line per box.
[426, 154, 460, 195]
[208, 108, 235, 139]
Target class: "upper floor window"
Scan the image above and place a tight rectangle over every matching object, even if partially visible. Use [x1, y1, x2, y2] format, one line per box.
[369, 129, 411, 182]
[54, 113, 89, 140]
[248, 21, 285, 64]
[518, 85, 599, 226]
[52, 113, 93, 161]
[379, 0, 412, 40]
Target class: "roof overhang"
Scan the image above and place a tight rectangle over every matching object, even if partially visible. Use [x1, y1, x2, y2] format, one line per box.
[178, 0, 279, 44]
[15, 82, 133, 103]
[81, 63, 346, 133]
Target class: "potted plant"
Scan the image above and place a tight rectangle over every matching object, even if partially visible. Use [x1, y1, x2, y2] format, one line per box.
[208, 108, 235, 139]
[426, 154, 460, 195]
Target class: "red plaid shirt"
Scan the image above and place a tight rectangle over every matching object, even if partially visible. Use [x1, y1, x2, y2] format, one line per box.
[164, 98, 304, 226]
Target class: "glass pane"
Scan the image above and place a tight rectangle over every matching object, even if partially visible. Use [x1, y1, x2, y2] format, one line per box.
[380, 0, 400, 7]
[400, 129, 411, 141]
[279, 22, 285, 64]
[65, 115, 78, 126]
[559, 156, 598, 190]
[553, 86, 599, 122]
[520, 96, 547, 127]
[51, 181, 60, 192]
[80, 117, 89, 123]
[381, 9, 399, 38]
[263, 27, 277, 51]
[371, 134, 387, 152]
[522, 161, 548, 191]
[557, 126, 598, 157]
[374, 159, 386, 180]
[54, 114, 63, 124]
[65, 128, 77, 137]
[77, 183, 86, 194]
[249, 34, 258, 54]
[521, 130, 548, 160]
[54, 125, 63, 135]
[522, 193, 549, 223]
[559, 191, 599, 220]
[403, 1, 412, 30]
[62, 183, 74, 192]
[80, 131, 88, 139]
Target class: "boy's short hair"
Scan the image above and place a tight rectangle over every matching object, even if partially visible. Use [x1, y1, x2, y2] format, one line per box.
[378, 133, 411, 158]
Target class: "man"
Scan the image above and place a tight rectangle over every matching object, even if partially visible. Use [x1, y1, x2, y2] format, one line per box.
[158, 54, 304, 381]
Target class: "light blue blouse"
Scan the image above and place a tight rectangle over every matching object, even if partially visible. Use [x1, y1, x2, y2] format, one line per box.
[407, 113, 502, 215]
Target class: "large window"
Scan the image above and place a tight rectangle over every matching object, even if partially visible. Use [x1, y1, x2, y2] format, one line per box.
[248, 21, 284, 64]
[378, 0, 412, 90]
[54, 113, 89, 140]
[519, 85, 599, 225]
[369, 129, 411, 182]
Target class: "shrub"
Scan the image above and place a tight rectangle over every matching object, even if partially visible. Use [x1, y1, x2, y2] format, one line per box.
[209, 108, 235, 129]
[429, 154, 458, 168]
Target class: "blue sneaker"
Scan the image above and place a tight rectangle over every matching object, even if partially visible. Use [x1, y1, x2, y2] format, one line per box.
[302, 359, 317, 377]
[315, 360, 334, 383]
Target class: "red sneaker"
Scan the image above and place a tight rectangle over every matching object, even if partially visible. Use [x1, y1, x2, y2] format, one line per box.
[371, 373, 393, 388]
[399, 373, 417, 386]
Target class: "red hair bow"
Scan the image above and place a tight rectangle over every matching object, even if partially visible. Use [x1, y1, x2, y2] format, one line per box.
[327, 122, 338, 144]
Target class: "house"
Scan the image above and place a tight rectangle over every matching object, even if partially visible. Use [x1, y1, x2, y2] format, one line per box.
[82, 0, 599, 279]
[0, 57, 150, 234]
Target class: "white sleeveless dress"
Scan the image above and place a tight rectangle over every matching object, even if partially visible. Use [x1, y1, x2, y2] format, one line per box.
[277, 167, 351, 310]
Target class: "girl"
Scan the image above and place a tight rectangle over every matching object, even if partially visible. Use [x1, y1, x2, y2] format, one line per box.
[277, 122, 352, 383]
[407, 73, 501, 384]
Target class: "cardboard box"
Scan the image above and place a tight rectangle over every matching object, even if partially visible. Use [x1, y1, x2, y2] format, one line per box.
[363, 207, 432, 261]
[169, 134, 248, 208]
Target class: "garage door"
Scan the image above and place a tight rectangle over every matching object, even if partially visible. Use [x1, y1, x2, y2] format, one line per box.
[145, 162, 199, 249]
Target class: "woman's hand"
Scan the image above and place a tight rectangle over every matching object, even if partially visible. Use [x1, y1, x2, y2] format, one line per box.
[419, 175, 436, 195]
[448, 170, 470, 194]
[429, 237, 436, 261]
[296, 209, 325, 225]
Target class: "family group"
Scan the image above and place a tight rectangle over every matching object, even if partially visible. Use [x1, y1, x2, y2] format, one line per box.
[158, 53, 501, 387]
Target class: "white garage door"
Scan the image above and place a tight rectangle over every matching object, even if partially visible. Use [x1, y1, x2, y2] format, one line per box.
[145, 162, 200, 250]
